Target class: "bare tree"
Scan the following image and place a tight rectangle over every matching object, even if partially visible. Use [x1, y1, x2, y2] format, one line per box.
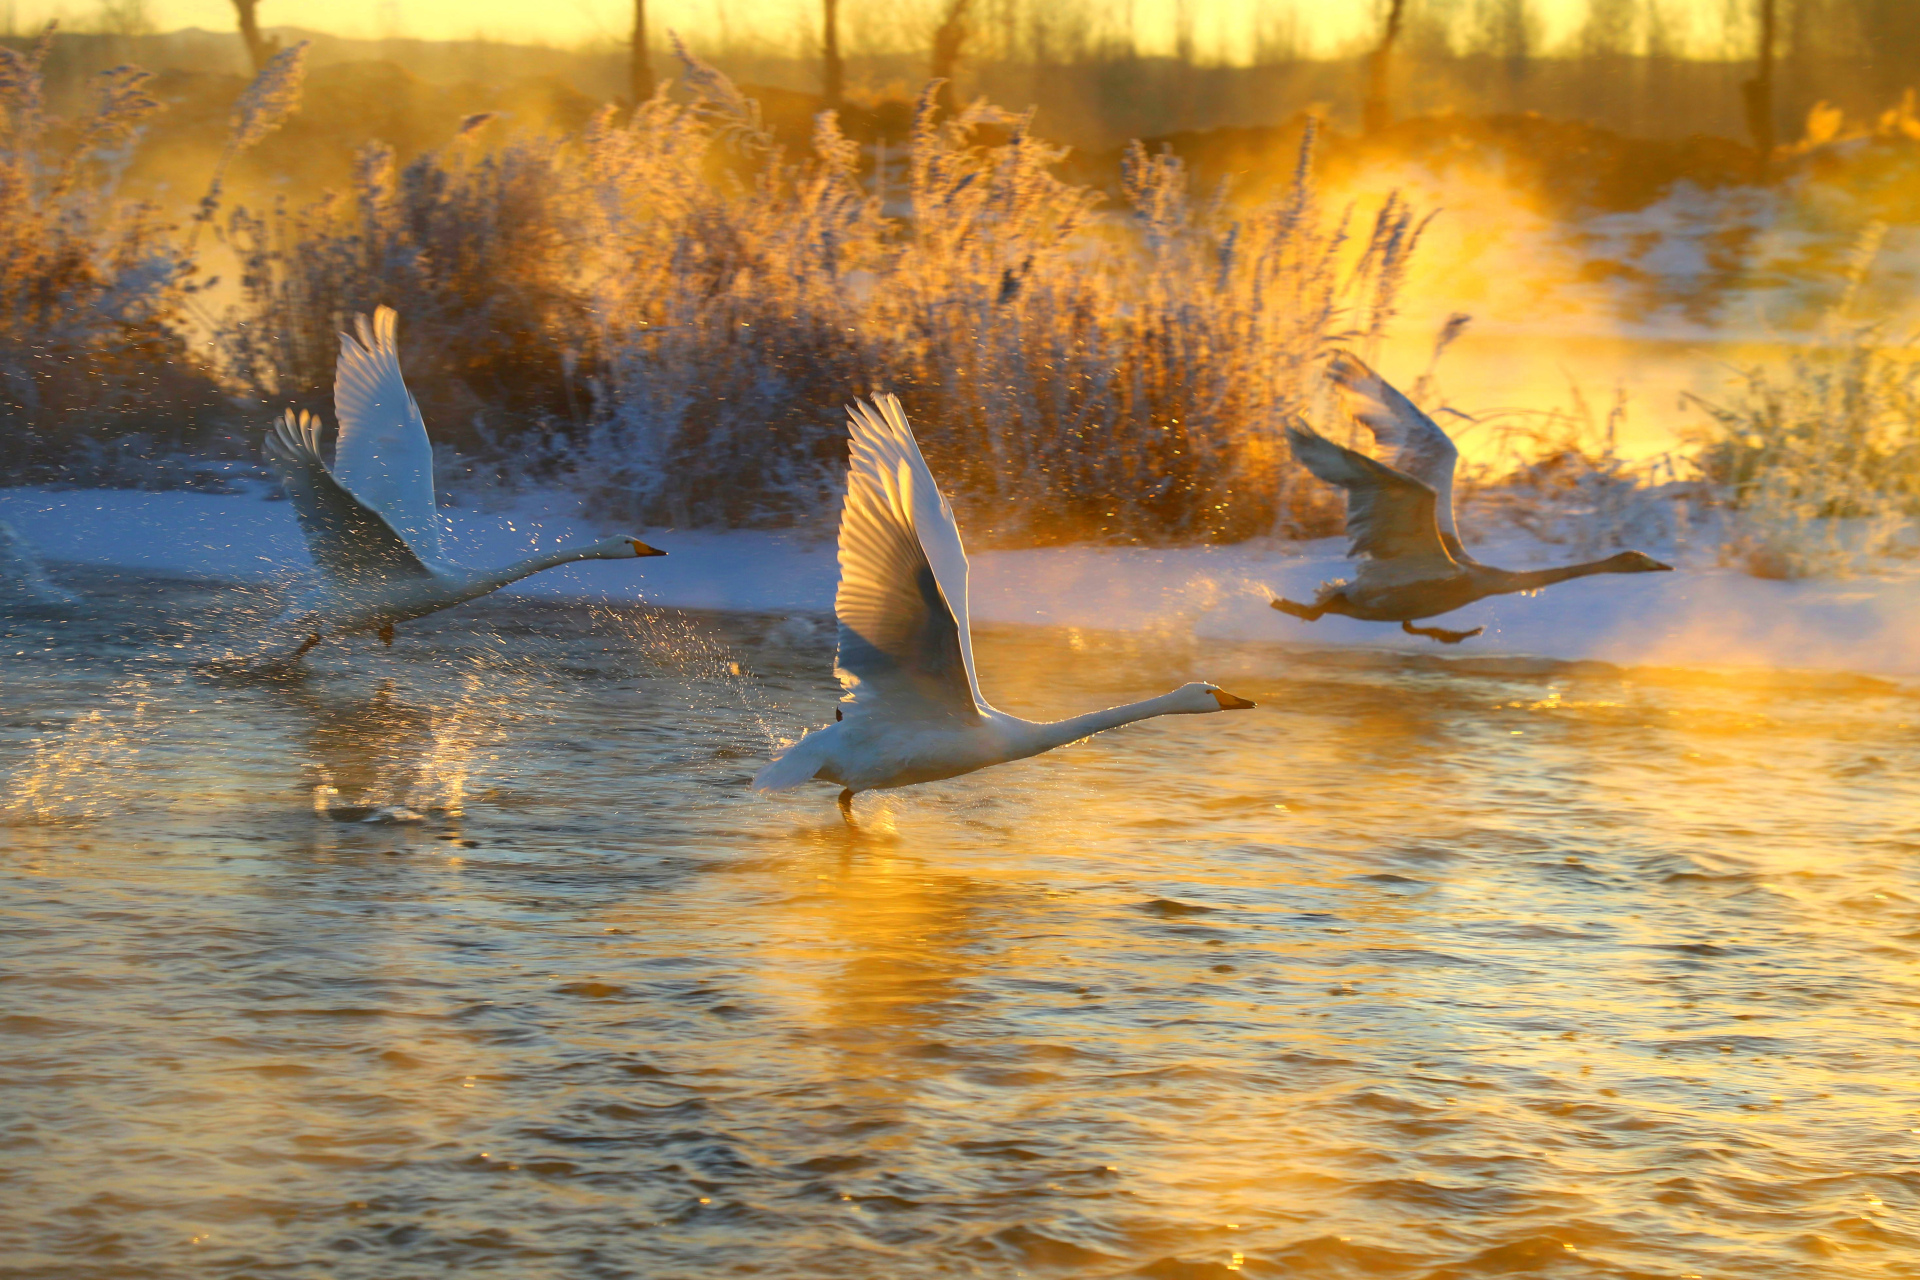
[930, 0, 973, 115]
[1578, 0, 1633, 53]
[630, 0, 653, 103]
[822, 0, 844, 109]
[97, 0, 156, 37]
[1742, 0, 1778, 179]
[1362, 0, 1408, 135]
[230, 0, 276, 73]
[1479, 0, 1532, 112]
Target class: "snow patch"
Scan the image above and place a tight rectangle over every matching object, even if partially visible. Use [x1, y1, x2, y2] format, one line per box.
[2, 486, 1914, 679]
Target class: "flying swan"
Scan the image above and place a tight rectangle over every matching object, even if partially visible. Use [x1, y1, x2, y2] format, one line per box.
[752, 394, 1256, 819]
[1272, 352, 1671, 644]
[264, 307, 664, 659]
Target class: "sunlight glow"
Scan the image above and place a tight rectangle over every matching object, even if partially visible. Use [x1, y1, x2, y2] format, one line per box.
[6, 0, 1728, 60]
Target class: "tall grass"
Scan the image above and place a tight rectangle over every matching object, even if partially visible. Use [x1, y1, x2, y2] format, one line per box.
[1688, 344, 1920, 578]
[0, 32, 313, 483]
[576, 57, 1426, 540]
[571, 68, 892, 527]
[1456, 378, 1702, 561]
[1669, 224, 1919, 578]
[218, 128, 587, 447]
[0, 29, 204, 478]
[218, 48, 1424, 539]
[4, 33, 1912, 578]
[862, 104, 1426, 543]
[1440, 303, 1920, 579]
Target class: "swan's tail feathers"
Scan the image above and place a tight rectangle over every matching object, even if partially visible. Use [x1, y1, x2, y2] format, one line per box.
[751, 731, 829, 793]
[264, 409, 329, 473]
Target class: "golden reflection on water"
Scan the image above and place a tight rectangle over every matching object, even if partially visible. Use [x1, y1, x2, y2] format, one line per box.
[1, 579, 1918, 1278]
[274, 671, 496, 818]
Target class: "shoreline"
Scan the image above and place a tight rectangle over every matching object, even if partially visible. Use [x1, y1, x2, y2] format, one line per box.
[5, 485, 1917, 681]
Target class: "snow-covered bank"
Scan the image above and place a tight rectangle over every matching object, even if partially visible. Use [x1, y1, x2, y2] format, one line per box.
[3, 487, 1915, 679]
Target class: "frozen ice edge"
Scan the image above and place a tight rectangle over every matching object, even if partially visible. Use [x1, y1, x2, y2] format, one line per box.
[2, 485, 1915, 682]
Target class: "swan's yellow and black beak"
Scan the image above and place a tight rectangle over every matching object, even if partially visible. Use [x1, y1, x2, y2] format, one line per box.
[1210, 689, 1256, 710]
[629, 540, 668, 557]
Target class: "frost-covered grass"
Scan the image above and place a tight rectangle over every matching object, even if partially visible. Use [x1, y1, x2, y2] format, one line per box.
[1403, 340, 1920, 584]
[1685, 320, 1920, 579]
[1341, 300, 1919, 583]
[1, 31, 1915, 578]
[4, 37, 1419, 540]
[0, 34, 306, 480]
[221, 53, 1424, 542]
[0, 31, 205, 476]
[1674, 232, 1920, 580]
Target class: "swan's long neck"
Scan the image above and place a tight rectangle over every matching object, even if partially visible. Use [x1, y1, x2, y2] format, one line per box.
[1491, 558, 1631, 593]
[1019, 691, 1192, 757]
[462, 544, 607, 595]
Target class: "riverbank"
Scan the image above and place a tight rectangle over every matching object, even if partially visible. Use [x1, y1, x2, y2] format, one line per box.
[4, 486, 1915, 679]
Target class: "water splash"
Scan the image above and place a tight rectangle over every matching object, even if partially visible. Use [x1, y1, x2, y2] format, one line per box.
[1, 675, 160, 826]
[409, 667, 500, 816]
[601, 603, 799, 757]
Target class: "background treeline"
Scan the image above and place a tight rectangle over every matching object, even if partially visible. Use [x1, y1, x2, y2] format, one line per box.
[8, 0, 1920, 150]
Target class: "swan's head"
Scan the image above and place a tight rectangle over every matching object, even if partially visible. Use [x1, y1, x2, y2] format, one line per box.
[596, 536, 668, 559]
[1170, 681, 1256, 713]
[1604, 550, 1673, 574]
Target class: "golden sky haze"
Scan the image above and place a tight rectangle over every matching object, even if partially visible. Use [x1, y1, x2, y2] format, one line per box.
[8, 0, 1744, 61]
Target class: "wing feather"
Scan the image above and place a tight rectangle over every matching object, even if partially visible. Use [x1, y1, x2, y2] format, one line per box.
[834, 396, 983, 720]
[333, 307, 442, 561]
[265, 410, 433, 585]
[1327, 351, 1470, 560]
[1286, 421, 1452, 566]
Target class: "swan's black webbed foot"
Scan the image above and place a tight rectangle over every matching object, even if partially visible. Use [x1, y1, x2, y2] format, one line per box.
[837, 788, 856, 824]
[378, 623, 394, 647]
[1403, 620, 1483, 644]
[291, 633, 323, 661]
[1271, 597, 1325, 622]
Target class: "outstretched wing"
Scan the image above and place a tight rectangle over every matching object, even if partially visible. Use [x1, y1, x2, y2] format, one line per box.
[1327, 351, 1471, 561]
[265, 410, 433, 585]
[1286, 421, 1453, 566]
[332, 307, 442, 561]
[834, 395, 984, 721]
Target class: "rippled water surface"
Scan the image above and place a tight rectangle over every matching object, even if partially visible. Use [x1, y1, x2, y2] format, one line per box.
[4, 570, 1919, 1279]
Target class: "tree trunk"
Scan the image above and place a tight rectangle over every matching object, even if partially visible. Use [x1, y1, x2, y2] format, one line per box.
[1361, 0, 1406, 136]
[930, 0, 972, 116]
[630, 0, 653, 104]
[822, 0, 844, 110]
[1741, 0, 1777, 180]
[229, 0, 275, 74]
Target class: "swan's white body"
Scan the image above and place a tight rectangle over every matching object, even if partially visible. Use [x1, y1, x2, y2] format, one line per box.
[0, 519, 77, 607]
[264, 308, 663, 653]
[752, 395, 1253, 808]
[1271, 352, 1671, 643]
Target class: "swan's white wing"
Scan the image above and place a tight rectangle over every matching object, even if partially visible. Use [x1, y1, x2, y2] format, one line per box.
[1327, 351, 1469, 559]
[834, 395, 984, 720]
[1286, 421, 1452, 567]
[332, 307, 442, 561]
[265, 411, 433, 585]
